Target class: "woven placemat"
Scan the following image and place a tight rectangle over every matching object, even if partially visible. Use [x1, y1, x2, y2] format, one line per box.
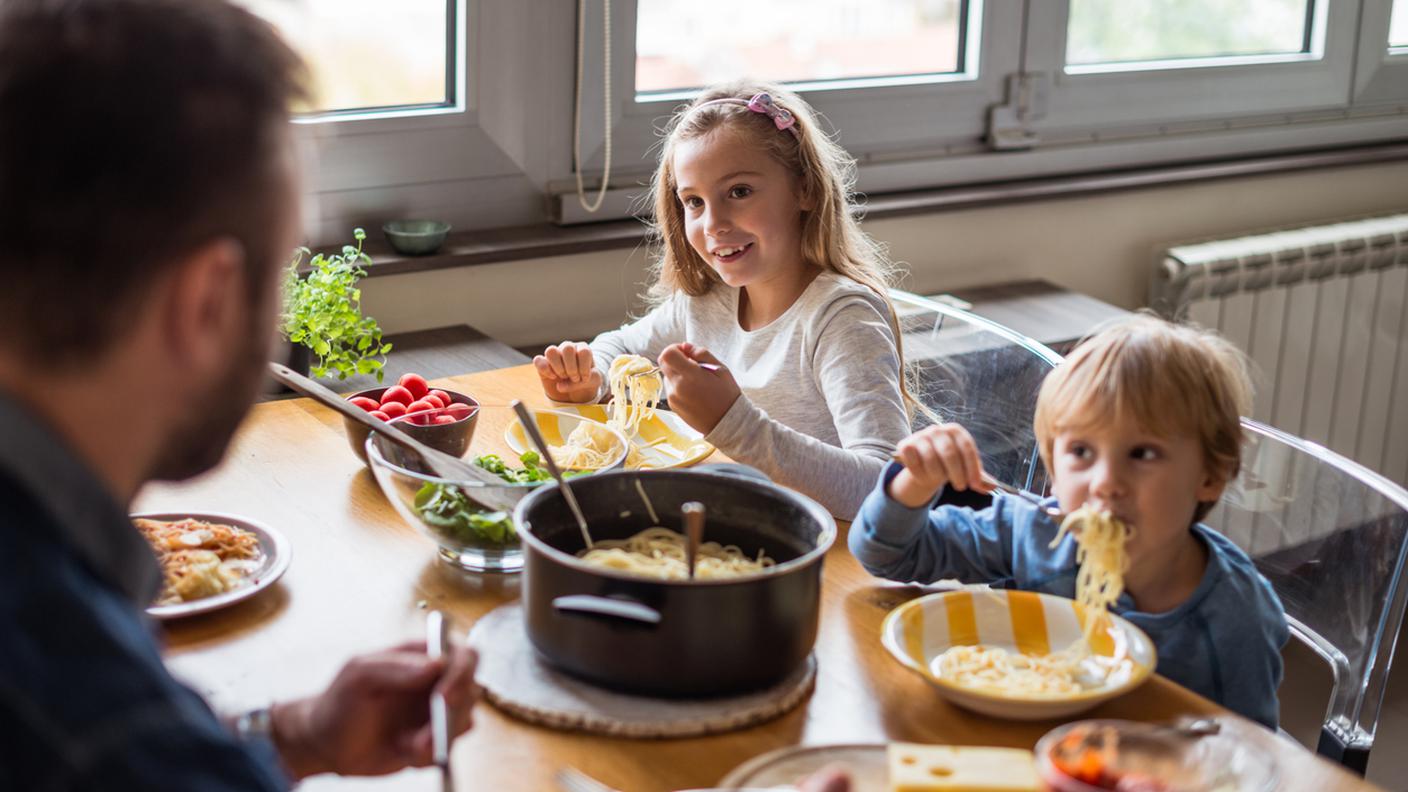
[468, 601, 817, 738]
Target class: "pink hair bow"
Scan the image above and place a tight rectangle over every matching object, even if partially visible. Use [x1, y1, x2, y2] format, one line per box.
[746, 92, 798, 136]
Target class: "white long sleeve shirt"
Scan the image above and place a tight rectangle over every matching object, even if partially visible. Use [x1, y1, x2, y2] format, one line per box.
[590, 272, 911, 518]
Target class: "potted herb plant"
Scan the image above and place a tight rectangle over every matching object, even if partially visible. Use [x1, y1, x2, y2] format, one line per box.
[281, 228, 392, 382]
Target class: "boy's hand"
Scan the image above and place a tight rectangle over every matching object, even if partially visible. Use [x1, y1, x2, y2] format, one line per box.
[888, 423, 993, 508]
[659, 342, 740, 435]
[534, 342, 603, 403]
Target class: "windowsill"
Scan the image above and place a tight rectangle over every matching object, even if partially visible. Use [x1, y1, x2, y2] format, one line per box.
[346, 140, 1408, 280]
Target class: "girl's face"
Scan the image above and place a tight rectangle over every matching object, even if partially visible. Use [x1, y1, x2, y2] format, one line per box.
[1049, 410, 1227, 568]
[672, 125, 807, 290]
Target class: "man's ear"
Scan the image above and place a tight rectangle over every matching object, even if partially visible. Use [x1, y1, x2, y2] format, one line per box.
[161, 238, 247, 372]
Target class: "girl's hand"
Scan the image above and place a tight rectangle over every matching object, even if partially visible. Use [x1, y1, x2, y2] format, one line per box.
[658, 342, 740, 435]
[888, 423, 993, 508]
[534, 342, 603, 403]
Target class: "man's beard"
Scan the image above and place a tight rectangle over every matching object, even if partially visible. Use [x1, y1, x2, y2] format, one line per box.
[147, 321, 270, 482]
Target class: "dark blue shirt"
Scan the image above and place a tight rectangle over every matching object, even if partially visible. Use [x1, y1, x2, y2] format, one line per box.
[0, 391, 288, 791]
[851, 462, 1290, 729]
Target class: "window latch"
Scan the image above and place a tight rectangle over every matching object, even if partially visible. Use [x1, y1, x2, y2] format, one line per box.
[987, 72, 1049, 151]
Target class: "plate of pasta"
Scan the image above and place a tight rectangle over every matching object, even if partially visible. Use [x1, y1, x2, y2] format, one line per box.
[132, 512, 291, 620]
[880, 588, 1156, 720]
[518, 354, 713, 469]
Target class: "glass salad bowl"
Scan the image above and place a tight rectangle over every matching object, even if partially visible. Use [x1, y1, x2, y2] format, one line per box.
[365, 404, 627, 572]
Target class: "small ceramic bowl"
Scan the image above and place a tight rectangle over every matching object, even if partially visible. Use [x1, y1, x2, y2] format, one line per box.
[1035, 719, 1278, 792]
[382, 220, 450, 255]
[343, 385, 479, 464]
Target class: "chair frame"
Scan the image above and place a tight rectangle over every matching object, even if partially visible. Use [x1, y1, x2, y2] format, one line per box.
[1235, 419, 1408, 774]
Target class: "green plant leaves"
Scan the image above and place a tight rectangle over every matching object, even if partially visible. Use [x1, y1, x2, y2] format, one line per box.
[280, 228, 389, 381]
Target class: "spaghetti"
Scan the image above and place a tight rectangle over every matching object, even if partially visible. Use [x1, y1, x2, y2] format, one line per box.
[1052, 506, 1131, 643]
[134, 517, 262, 605]
[933, 507, 1133, 696]
[577, 526, 775, 580]
[545, 354, 662, 469]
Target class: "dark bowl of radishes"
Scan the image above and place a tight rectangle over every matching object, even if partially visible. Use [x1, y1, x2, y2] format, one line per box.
[343, 373, 480, 465]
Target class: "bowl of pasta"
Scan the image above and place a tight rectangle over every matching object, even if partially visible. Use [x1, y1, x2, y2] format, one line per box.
[880, 589, 1157, 720]
[365, 404, 628, 573]
[513, 468, 836, 697]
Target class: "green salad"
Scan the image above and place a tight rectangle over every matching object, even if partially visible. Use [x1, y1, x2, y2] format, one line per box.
[413, 483, 515, 547]
[472, 451, 587, 483]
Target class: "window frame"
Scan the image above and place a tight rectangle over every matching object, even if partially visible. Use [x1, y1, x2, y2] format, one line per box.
[565, 0, 1023, 198]
[1355, 0, 1408, 103]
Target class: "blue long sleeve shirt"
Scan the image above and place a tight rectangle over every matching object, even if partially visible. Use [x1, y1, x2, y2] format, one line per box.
[850, 463, 1290, 729]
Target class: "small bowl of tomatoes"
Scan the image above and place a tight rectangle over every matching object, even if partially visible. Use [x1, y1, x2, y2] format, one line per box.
[343, 372, 480, 465]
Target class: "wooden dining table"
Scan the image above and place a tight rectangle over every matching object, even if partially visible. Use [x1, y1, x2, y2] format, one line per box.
[137, 364, 1384, 792]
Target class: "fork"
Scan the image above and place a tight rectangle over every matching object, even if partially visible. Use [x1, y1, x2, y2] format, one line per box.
[641, 362, 722, 377]
[556, 767, 787, 792]
[981, 474, 1066, 522]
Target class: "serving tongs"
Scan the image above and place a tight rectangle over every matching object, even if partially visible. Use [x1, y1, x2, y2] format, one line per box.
[267, 362, 519, 512]
[510, 399, 594, 549]
[425, 610, 453, 792]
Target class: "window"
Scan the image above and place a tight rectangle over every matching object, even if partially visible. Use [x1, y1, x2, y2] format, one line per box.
[239, 0, 453, 115]
[635, 0, 965, 98]
[1066, 0, 1312, 67]
[279, 1, 1408, 237]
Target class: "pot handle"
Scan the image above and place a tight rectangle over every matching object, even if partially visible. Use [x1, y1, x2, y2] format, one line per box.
[552, 594, 662, 626]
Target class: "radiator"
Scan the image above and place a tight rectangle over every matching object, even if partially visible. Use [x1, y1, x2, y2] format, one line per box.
[1151, 214, 1408, 488]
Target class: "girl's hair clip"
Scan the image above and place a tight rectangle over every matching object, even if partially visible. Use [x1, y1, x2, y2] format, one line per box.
[688, 91, 801, 139]
[745, 92, 799, 136]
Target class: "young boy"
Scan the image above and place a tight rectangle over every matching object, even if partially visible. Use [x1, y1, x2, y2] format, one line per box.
[850, 315, 1289, 728]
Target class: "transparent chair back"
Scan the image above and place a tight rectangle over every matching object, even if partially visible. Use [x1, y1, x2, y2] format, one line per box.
[890, 290, 1063, 494]
[1209, 419, 1408, 773]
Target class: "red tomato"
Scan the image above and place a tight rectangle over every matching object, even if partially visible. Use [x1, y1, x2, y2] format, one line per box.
[348, 396, 379, 412]
[446, 403, 472, 421]
[380, 385, 414, 406]
[405, 399, 438, 416]
[421, 392, 446, 409]
[398, 373, 430, 400]
[429, 389, 453, 407]
[406, 412, 432, 426]
[433, 415, 457, 425]
[368, 410, 390, 422]
[379, 401, 408, 419]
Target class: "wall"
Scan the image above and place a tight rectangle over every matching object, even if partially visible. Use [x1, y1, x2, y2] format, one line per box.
[360, 160, 1408, 348]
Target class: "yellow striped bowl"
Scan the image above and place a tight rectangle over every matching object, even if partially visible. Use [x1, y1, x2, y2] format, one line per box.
[503, 409, 629, 471]
[511, 404, 713, 470]
[880, 589, 1157, 720]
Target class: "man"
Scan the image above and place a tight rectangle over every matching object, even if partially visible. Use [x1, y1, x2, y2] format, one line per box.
[0, 1, 477, 788]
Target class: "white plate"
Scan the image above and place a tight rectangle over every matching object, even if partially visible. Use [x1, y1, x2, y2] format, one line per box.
[133, 511, 291, 620]
[719, 743, 887, 792]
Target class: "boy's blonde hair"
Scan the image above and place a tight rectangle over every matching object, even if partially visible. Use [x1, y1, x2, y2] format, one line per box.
[1034, 314, 1253, 521]
[646, 80, 927, 417]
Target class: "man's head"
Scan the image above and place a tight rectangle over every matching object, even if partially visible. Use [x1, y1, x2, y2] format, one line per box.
[0, 0, 306, 484]
[1034, 314, 1253, 530]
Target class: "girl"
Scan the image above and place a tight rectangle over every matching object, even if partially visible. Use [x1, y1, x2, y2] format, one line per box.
[536, 82, 920, 518]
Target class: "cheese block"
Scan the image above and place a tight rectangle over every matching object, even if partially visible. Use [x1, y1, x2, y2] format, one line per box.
[887, 743, 1039, 792]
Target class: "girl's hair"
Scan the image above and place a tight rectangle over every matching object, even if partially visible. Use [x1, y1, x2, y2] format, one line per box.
[1033, 313, 1254, 522]
[645, 80, 928, 419]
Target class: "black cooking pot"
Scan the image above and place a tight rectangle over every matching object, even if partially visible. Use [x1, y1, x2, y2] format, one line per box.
[513, 468, 835, 697]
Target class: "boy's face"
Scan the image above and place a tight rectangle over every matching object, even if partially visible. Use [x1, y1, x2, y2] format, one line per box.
[1049, 411, 1227, 566]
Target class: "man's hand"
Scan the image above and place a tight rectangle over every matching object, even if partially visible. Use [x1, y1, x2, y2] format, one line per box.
[888, 423, 992, 508]
[270, 641, 480, 780]
[658, 342, 740, 435]
[535, 342, 603, 403]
